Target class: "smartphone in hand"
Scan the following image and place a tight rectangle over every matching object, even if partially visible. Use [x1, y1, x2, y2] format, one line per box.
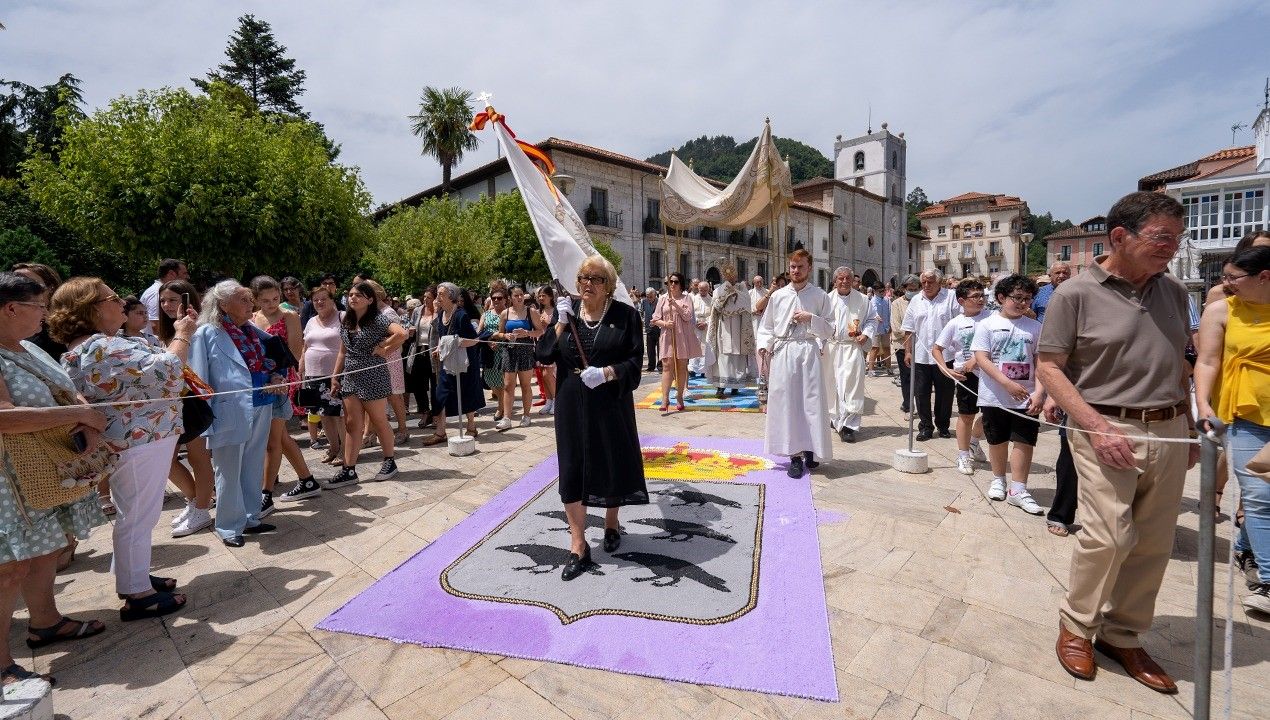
[70, 429, 89, 453]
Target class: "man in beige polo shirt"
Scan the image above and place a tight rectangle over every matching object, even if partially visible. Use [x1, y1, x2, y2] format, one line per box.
[1036, 191, 1199, 695]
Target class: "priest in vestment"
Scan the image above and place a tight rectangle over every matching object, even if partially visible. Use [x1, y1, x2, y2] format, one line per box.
[823, 267, 878, 443]
[706, 266, 755, 396]
[756, 250, 835, 478]
[689, 281, 712, 378]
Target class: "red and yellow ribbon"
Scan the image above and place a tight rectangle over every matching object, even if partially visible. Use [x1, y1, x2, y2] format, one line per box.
[470, 106, 556, 176]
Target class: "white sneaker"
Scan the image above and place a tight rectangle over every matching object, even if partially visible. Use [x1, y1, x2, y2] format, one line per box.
[172, 506, 213, 537]
[495, 417, 513, 432]
[969, 441, 987, 463]
[956, 455, 974, 475]
[170, 501, 193, 527]
[519, 415, 531, 427]
[988, 478, 1006, 501]
[1007, 489, 1043, 515]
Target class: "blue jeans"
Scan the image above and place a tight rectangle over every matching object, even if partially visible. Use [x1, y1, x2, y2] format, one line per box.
[209, 403, 272, 539]
[1231, 418, 1270, 584]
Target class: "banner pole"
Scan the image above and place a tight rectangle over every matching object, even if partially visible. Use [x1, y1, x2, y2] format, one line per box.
[1194, 417, 1225, 720]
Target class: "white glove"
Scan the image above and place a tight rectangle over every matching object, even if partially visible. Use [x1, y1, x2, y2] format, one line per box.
[580, 366, 606, 389]
[556, 296, 573, 320]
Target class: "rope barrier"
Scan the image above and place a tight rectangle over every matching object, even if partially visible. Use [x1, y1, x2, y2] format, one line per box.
[50, 336, 542, 411]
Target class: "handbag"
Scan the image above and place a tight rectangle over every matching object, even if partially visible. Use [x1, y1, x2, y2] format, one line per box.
[1, 427, 115, 511]
[295, 381, 322, 409]
[178, 366, 215, 444]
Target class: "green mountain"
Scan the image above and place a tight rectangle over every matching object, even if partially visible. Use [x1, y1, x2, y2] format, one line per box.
[646, 135, 832, 185]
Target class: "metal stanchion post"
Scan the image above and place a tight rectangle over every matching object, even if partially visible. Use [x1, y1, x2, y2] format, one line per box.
[1194, 417, 1226, 720]
[893, 315, 928, 473]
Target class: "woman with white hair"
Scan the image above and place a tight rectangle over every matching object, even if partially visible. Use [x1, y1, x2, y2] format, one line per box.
[423, 282, 485, 444]
[188, 280, 280, 548]
[536, 256, 647, 580]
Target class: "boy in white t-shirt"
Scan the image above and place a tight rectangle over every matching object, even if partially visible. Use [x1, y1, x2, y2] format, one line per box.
[932, 279, 991, 475]
[970, 274, 1046, 515]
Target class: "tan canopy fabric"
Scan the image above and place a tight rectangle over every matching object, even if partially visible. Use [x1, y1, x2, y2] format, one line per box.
[659, 121, 793, 230]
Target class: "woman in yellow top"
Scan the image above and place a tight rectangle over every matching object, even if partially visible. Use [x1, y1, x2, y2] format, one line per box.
[1195, 245, 1270, 616]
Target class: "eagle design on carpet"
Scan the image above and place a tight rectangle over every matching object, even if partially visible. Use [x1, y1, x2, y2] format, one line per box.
[613, 552, 730, 592]
[630, 518, 737, 544]
[652, 486, 743, 509]
[498, 544, 605, 576]
[534, 510, 606, 531]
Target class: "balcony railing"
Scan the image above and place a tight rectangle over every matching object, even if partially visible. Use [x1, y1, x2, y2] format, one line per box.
[961, 248, 975, 259]
[935, 249, 948, 260]
[642, 216, 664, 234]
[986, 244, 1003, 259]
[586, 206, 623, 230]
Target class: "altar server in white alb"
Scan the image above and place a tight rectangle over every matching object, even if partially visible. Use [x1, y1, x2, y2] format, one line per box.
[757, 249, 835, 478]
[707, 265, 756, 397]
[688, 281, 712, 378]
[824, 266, 878, 443]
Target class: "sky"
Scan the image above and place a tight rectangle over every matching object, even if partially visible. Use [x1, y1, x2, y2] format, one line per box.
[5, 0, 1269, 220]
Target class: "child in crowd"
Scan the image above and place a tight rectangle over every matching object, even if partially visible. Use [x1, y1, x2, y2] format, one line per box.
[932, 278, 991, 475]
[970, 274, 1046, 515]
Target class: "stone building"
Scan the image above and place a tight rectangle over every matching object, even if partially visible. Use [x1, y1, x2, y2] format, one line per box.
[381, 129, 910, 292]
[915, 192, 1030, 278]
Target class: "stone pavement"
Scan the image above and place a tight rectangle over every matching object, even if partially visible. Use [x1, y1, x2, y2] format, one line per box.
[13, 372, 1268, 719]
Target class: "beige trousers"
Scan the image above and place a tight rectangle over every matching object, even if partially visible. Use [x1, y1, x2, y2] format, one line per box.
[1059, 414, 1188, 647]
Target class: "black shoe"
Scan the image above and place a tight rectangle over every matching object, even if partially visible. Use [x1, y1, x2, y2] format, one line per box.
[787, 455, 805, 478]
[326, 466, 359, 488]
[561, 549, 595, 581]
[279, 477, 322, 502]
[1236, 550, 1260, 588]
[243, 522, 276, 535]
[259, 490, 275, 518]
[838, 426, 856, 443]
[802, 450, 820, 470]
[915, 430, 933, 441]
[373, 457, 399, 482]
[730, 388, 739, 395]
[222, 535, 245, 548]
[715, 388, 725, 399]
[603, 528, 621, 553]
[938, 429, 953, 439]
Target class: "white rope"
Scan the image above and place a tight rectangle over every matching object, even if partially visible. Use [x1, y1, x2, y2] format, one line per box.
[61, 337, 539, 411]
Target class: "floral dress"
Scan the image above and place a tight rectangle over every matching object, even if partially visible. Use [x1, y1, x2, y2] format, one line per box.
[0, 342, 107, 563]
[480, 309, 506, 390]
[61, 334, 184, 453]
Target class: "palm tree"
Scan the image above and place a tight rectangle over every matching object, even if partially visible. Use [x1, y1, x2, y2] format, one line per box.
[408, 86, 479, 192]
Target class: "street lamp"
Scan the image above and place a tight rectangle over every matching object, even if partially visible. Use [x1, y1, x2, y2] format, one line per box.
[550, 172, 575, 197]
[1020, 232, 1035, 274]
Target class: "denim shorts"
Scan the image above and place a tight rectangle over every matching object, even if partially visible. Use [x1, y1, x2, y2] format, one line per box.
[271, 392, 293, 420]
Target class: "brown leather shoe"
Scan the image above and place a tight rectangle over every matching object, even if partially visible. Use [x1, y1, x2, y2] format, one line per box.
[1093, 640, 1177, 694]
[1056, 624, 1096, 680]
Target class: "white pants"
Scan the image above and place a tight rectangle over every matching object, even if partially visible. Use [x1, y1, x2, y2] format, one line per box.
[110, 435, 178, 595]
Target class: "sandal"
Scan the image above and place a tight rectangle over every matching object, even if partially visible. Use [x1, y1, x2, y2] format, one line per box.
[395, 431, 410, 446]
[1046, 521, 1070, 538]
[322, 448, 341, 464]
[120, 591, 187, 622]
[464, 423, 479, 438]
[26, 616, 106, 649]
[117, 575, 176, 599]
[421, 433, 448, 447]
[2, 663, 54, 687]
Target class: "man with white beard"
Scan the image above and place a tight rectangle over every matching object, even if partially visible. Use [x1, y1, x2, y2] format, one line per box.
[757, 250, 835, 478]
[689, 281, 712, 378]
[707, 266, 755, 397]
[824, 266, 877, 442]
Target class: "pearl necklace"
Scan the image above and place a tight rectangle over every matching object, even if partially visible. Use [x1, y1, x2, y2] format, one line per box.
[580, 297, 611, 330]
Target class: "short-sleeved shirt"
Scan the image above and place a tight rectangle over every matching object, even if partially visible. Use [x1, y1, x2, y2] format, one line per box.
[873, 296, 892, 334]
[139, 279, 163, 322]
[935, 308, 992, 371]
[971, 313, 1043, 409]
[1036, 255, 1189, 408]
[1032, 283, 1056, 324]
[901, 289, 961, 365]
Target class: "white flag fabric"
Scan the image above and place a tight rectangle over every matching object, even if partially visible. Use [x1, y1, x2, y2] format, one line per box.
[659, 120, 792, 230]
[486, 114, 633, 307]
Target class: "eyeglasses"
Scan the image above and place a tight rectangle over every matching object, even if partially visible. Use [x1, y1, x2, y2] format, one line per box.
[963, 293, 985, 300]
[13, 301, 47, 311]
[1132, 231, 1187, 246]
[1006, 294, 1034, 304]
[94, 293, 121, 304]
[490, 295, 506, 301]
[576, 275, 607, 286]
[1219, 272, 1250, 282]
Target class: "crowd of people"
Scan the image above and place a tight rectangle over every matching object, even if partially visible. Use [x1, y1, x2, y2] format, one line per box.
[0, 191, 1265, 692]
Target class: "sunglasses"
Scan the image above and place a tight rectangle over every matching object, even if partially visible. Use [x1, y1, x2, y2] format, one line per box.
[490, 295, 506, 301]
[95, 293, 122, 304]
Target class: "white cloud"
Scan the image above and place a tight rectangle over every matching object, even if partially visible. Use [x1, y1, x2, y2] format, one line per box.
[3, 0, 1266, 219]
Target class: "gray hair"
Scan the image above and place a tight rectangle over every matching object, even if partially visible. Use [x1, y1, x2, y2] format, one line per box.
[199, 279, 244, 326]
[832, 266, 855, 279]
[920, 269, 943, 282]
[645, 287, 656, 295]
[1049, 261, 1072, 274]
[437, 282, 461, 303]
[900, 274, 920, 287]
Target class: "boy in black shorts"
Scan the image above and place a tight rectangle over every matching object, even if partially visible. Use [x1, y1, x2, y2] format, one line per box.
[970, 274, 1046, 515]
[932, 279, 992, 475]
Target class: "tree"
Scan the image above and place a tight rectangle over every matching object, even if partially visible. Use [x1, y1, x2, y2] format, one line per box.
[906, 186, 932, 234]
[645, 134, 833, 184]
[21, 83, 373, 280]
[194, 14, 307, 116]
[0, 226, 63, 276]
[1023, 211, 1074, 275]
[409, 87, 480, 191]
[1, 73, 86, 177]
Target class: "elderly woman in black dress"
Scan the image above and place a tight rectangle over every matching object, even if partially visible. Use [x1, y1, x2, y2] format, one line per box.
[536, 256, 647, 581]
